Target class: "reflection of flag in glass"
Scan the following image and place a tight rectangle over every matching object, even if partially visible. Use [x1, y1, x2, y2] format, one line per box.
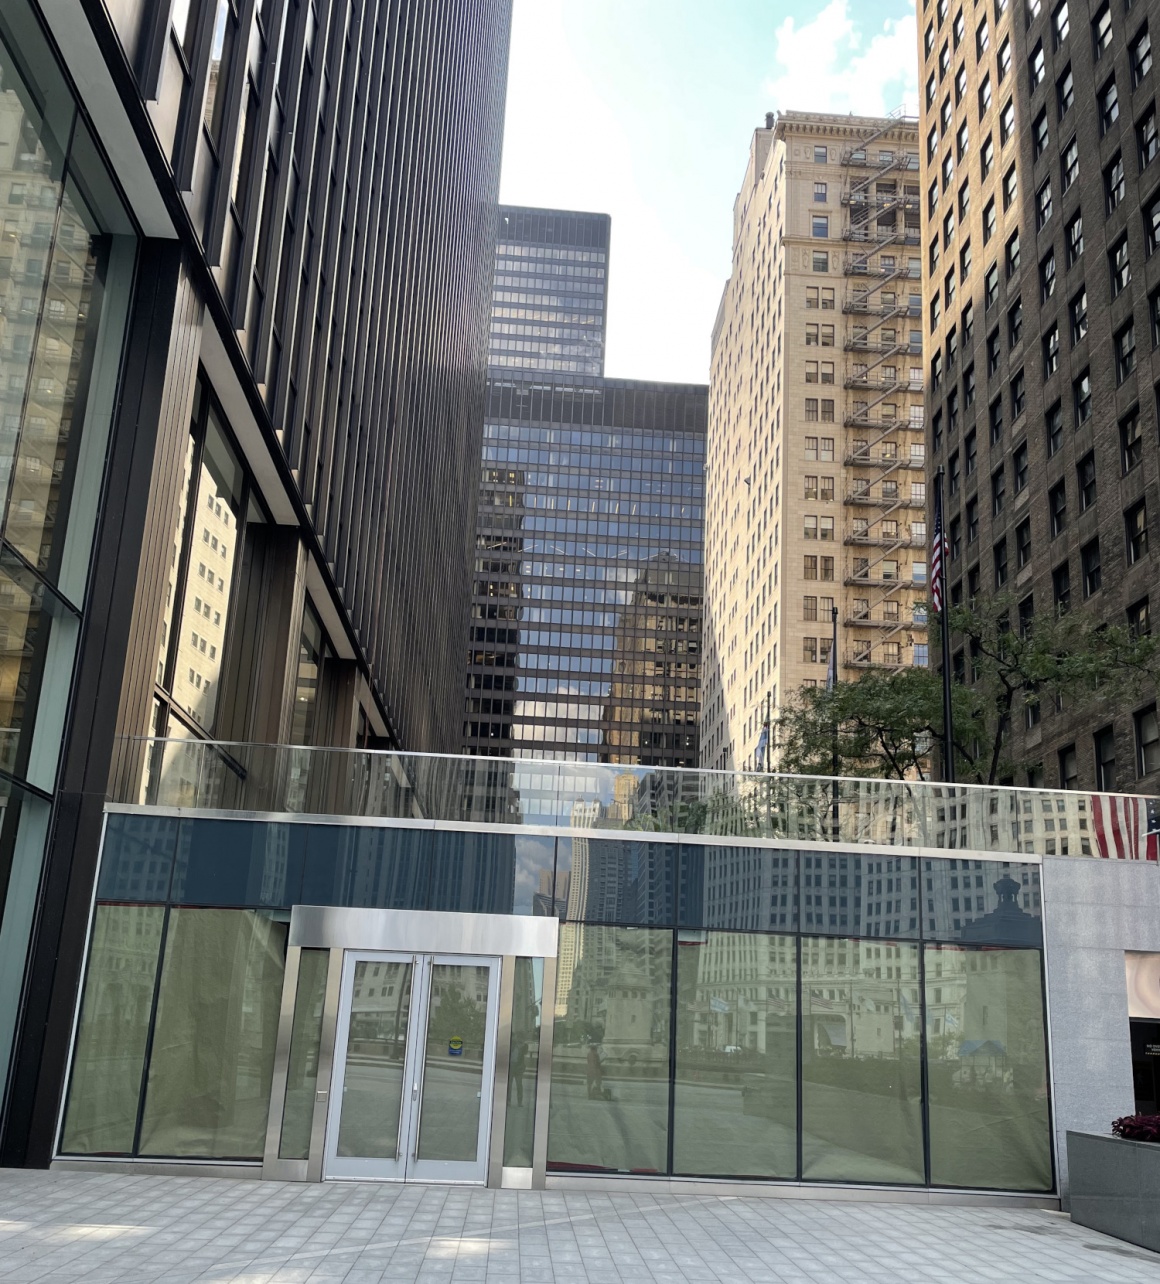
[930, 485, 945, 614]
[756, 723, 769, 770]
[1092, 793, 1160, 861]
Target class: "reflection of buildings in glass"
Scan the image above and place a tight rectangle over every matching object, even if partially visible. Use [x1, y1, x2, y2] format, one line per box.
[803, 938, 921, 1060]
[698, 845, 796, 932]
[682, 932, 795, 1054]
[599, 553, 701, 767]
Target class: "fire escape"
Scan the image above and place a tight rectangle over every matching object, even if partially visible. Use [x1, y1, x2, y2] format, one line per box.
[839, 115, 925, 672]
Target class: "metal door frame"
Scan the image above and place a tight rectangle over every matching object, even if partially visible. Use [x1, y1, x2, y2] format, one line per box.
[262, 908, 558, 1187]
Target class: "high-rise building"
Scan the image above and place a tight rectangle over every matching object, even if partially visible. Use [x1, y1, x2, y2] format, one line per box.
[701, 113, 928, 773]
[918, 0, 1160, 793]
[0, 0, 511, 1165]
[464, 207, 706, 767]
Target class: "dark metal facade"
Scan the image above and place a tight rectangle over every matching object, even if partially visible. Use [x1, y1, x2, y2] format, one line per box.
[920, 0, 1160, 790]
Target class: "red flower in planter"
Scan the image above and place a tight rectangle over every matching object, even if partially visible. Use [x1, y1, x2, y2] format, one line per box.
[1111, 1114, 1160, 1143]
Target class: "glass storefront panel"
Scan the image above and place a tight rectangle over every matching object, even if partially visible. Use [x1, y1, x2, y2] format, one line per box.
[924, 859, 1043, 945]
[60, 905, 164, 1154]
[301, 825, 430, 910]
[548, 924, 671, 1174]
[673, 930, 797, 1178]
[801, 936, 924, 1183]
[557, 838, 676, 924]
[278, 947, 329, 1160]
[503, 956, 542, 1167]
[96, 813, 179, 902]
[429, 831, 555, 916]
[678, 844, 798, 933]
[170, 819, 305, 907]
[138, 909, 286, 1158]
[925, 945, 1052, 1191]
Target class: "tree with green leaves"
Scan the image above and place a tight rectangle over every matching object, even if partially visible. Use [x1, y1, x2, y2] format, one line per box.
[773, 594, 1160, 783]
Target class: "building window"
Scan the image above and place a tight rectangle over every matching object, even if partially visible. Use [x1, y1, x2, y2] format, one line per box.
[1139, 107, 1159, 170]
[978, 15, 990, 55]
[1121, 409, 1143, 473]
[994, 537, 1008, 586]
[812, 251, 828, 272]
[989, 396, 1004, 443]
[1115, 320, 1136, 384]
[803, 556, 818, 581]
[1136, 706, 1160, 777]
[963, 361, 976, 406]
[1059, 744, 1079, 789]
[1093, 2, 1113, 60]
[806, 361, 818, 384]
[1128, 596, 1152, 636]
[1073, 369, 1092, 424]
[1006, 232, 1020, 279]
[992, 465, 1006, 516]
[1033, 108, 1050, 157]
[967, 496, 979, 542]
[820, 361, 834, 385]
[957, 120, 970, 159]
[1053, 0, 1070, 47]
[1036, 178, 1053, 230]
[981, 132, 995, 178]
[1065, 210, 1084, 265]
[1029, 40, 1047, 89]
[803, 638, 818, 663]
[1131, 25, 1153, 87]
[1040, 249, 1056, 302]
[1125, 499, 1149, 564]
[1008, 296, 1022, 346]
[1000, 99, 1015, 143]
[1105, 152, 1125, 213]
[803, 596, 818, 621]
[814, 145, 828, 163]
[979, 73, 993, 116]
[1069, 287, 1088, 344]
[1110, 235, 1131, 296]
[1099, 78, 1120, 134]
[1053, 562, 1071, 613]
[804, 398, 819, 421]
[821, 399, 835, 422]
[1017, 517, 1032, 568]
[1012, 368, 1026, 418]
[812, 214, 830, 238]
[987, 328, 1001, 376]
[1060, 137, 1079, 195]
[1145, 192, 1160, 256]
[1043, 325, 1060, 378]
[1094, 724, 1116, 792]
[1078, 451, 1097, 510]
[1014, 441, 1029, 492]
[814, 181, 827, 202]
[1082, 536, 1102, 597]
[1057, 64, 1075, 118]
[1049, 480, 1067, 536]
[1046, 401, 1063, 456]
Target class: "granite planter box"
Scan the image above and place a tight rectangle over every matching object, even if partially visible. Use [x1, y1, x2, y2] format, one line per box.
[1066, 1131, 1160, 1254]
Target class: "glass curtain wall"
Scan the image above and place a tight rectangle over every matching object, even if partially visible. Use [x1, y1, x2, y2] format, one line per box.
[0, 0, 137, 1090]
[62, 819, 1055, 1190]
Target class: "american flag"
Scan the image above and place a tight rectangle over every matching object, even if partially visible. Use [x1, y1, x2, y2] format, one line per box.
[1092, 794, 1160, 861]
[930, 483, 946, 614]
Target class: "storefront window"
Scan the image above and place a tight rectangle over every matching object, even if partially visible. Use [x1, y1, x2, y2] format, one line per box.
[548, 924, 672, 1174]
[673, 930, 797, 1178]
[137, 908, 285, 1158]
[60, 905, 164, 1154]
[503, 957, 543, 1167]
[801, 936, 925, 1183]
[278, 948, 329, 1160]
[925, 944, 1052, 1190]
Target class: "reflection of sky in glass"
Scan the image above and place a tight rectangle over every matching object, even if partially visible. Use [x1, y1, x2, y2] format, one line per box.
[211, 0, 229, 57]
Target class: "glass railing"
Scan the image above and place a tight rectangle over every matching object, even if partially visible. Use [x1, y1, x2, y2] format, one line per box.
[114, 738, 1160, 862]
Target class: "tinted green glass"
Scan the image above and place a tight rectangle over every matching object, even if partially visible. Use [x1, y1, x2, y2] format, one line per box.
[801, 936, 924, 1183]
[60, 905, 164, 1154]
[925, 945, 1052, 1190]
[416, 963, 490, 1162]
[503, 957, 542, 1167]
[138, 909, 285, 1158]
[548, 925, 672, 1174]
[278, 948, 329, 1160]
[673, 931, 797, 1177]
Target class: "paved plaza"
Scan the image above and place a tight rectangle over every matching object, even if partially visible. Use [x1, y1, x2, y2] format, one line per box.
[0, 1171, 1157, 1283]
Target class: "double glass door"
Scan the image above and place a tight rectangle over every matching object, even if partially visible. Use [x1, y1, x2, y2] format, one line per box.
[324, 952, 500, 1182]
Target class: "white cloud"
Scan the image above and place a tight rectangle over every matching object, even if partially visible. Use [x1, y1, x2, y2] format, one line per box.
[763, 0, 918, 119]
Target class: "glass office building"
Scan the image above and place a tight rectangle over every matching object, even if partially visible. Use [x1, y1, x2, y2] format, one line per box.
[466, 208, 707, 767]
[55, 743, 1155, 1202]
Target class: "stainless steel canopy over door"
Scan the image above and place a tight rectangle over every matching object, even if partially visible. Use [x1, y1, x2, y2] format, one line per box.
[323, 952, 501, 1183]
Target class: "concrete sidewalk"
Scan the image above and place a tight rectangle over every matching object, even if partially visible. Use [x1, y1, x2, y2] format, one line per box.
[0, 1171, 1156, 1283]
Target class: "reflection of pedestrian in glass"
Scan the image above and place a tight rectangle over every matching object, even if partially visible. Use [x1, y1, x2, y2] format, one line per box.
[586, 1042, 605, 1099]
[509, 1040, 527, 1107]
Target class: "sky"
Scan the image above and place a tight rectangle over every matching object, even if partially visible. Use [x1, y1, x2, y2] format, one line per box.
[498, 0, 919, 385]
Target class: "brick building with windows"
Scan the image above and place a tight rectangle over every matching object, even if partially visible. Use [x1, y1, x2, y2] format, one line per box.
[919, 0, 1160, 791]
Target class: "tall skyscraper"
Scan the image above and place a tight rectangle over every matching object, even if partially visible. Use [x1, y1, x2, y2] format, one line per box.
[464, 207, 706, 766]
[918, 0, 1160, 792]
[0, 0, 511, 1165]
[700, 113, 928, 773]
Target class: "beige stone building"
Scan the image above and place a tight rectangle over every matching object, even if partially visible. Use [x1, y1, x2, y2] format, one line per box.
[701, 111, 929, 773]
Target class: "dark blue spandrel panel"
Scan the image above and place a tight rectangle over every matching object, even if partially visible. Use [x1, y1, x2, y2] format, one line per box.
[801, 850, 921, 940]
[170, 819, 305, 908]
[556, 837, 677, 925]
[300, 825, 430, 910]
[923, 858, 1043, 946]
[97, 813, 180, 902]
[427, 830, 555, 916]
[678, 844, 798, 932]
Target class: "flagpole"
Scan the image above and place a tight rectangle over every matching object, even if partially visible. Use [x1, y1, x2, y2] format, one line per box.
[934, 466, 955, 783]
